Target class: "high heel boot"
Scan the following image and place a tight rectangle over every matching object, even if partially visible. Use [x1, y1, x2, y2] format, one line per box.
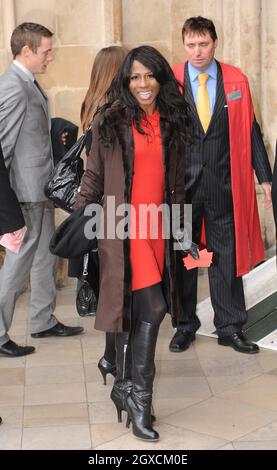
[110, 332, 132, 422]
[125, 320, 159, 441]
[110, 331, 156, 424]
[97, 356, 116, 385]
[98, 333, 117, 385]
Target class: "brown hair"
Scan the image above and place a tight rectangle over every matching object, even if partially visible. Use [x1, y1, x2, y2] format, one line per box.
[80, 46, 128, 131]
[11, 22, 53, 58]
[182, 16, 217, 42]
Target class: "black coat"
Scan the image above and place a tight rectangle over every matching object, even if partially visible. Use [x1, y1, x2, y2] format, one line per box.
[0, 143, 25, 235]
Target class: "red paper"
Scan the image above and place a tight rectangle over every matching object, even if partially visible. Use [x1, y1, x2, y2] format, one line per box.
[183, 248, 213, 270]
[0, 226, 27, 254]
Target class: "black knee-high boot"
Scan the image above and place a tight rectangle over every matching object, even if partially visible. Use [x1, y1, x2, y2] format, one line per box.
[110, 330, 156, 425]
[126, 320, 159, 441]
[110, 332, 132, 422]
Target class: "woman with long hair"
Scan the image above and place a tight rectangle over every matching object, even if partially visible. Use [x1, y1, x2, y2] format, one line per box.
[80, 46, 128, 132]
[69, 46, 128, 384]
[76, 45, 195, 441]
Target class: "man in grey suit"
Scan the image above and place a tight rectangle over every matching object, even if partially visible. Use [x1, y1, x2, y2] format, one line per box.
[0, 22, 83, 357]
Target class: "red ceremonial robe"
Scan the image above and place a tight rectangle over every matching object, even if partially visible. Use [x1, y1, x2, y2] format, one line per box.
[173, 62, 265, 276]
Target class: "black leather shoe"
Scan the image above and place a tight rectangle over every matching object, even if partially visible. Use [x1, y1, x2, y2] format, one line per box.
[169, 330, 195, 352]
[218, 332, 260, 354]
[0, 416, 2, 424]
[31, 321, 84, 338]
[0, 339, 35, 357]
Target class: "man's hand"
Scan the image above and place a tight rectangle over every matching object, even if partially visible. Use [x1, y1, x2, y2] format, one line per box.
[261, 182, 272, 209]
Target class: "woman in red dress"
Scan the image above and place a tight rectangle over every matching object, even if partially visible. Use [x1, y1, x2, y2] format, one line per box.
[76, 46, 196, 441]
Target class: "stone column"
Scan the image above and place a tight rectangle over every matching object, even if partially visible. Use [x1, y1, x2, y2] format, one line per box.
[257, 0, 277, 248]
[103, 0, 122, 45]
[0, 0, 15, 71]
[261, 0, 277, 157]
[238, 0, 262, 121]
[2, 0, 15, 49]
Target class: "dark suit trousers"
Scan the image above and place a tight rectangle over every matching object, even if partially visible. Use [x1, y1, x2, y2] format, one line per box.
[176, 201, 247, 337]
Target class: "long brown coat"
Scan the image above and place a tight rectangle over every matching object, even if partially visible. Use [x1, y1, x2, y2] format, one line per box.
[76, 105, 185, 333]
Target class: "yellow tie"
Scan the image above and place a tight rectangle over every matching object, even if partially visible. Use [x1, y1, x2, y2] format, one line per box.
[196, 73, 211, 132]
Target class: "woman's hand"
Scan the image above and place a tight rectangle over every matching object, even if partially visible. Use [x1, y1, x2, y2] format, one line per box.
[174, 230, 199, 259]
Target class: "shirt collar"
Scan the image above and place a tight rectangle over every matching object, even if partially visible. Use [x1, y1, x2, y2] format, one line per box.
[13, 60, 35, 82]
[188, 58, 217, 82]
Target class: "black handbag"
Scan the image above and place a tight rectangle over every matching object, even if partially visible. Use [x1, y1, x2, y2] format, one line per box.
[49, 197, 103, 259]
[45, 126, 92, 212]
[76, 252, 98, 317]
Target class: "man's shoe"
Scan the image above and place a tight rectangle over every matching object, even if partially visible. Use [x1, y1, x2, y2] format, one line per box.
[169, 330, 195, 352]
[0, 339, 35, 357]
[31, 321, 84, 338]
[218, 332, 260, 354]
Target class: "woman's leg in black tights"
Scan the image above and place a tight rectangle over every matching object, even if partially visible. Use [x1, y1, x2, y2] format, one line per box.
[98, 333, 117, 384]
[132, 282, 167, 326]
[103, 283, 166, 368]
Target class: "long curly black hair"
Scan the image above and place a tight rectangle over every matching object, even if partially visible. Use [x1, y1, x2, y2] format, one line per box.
[98, 45, 193, 148]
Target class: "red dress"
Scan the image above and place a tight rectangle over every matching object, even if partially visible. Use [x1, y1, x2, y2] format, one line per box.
[130, 112, 165, 291]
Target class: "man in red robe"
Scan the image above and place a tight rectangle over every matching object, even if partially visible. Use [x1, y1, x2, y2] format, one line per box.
[170, 16, 272, 354]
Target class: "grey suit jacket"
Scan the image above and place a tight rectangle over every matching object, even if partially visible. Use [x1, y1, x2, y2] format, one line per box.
[0, 63, 53, 202]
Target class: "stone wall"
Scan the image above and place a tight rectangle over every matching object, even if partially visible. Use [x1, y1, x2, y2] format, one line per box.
[0, 0, 276, 245]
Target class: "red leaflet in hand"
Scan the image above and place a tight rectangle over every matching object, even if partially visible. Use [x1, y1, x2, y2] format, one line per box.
[183, 248, 213, 270]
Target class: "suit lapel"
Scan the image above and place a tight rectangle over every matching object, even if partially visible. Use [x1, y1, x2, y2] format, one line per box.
[208, 61, 226, 128]
[31, 80, 49, 117]
[184, 63, 199, 126]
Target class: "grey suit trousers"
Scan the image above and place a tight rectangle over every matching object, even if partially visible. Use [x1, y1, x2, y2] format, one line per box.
[0, 201, 58, 345]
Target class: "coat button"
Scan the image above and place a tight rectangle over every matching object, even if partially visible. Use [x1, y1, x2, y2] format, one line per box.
[171, 189, 175, 195]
